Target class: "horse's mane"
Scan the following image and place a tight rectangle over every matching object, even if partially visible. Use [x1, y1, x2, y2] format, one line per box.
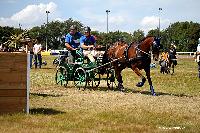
[139, 36, 154, 43]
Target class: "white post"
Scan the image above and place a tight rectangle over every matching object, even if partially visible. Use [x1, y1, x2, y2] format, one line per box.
[26, 52, 30, 114]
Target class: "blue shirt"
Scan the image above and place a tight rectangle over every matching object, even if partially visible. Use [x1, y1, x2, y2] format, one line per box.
[80, 35, 96, 47]
[65, 32, 82, 49]
[80, 35, 96, 52]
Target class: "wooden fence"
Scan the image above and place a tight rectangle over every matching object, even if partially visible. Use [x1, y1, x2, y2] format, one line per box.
[0, 52, 29, 114]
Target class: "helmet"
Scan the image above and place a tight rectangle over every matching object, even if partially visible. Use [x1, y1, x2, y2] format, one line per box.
[84, 26, 91, 32]
[69, 25, 77, 30]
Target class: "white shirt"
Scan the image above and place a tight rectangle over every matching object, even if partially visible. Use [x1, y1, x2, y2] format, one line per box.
[33, 44, 42, 54]
[197, 44, 200, 52]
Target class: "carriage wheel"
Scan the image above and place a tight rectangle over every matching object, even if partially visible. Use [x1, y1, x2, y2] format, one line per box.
[84, 70, 100, 89]
[55, 66, 68, 87]
[106, 69, 116, 89]
[92, 73, 101, 88]
[74, 67, 87, 89]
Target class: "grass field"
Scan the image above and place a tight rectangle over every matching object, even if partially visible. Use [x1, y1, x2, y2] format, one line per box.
[0, 55, 200, 133]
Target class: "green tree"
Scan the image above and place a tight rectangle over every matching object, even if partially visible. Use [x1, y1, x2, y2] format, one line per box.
[132, 29, 145, 42]
[165, 22, 200, 51]
[0, 26, 23, 44]
[28, 18, 84, 50]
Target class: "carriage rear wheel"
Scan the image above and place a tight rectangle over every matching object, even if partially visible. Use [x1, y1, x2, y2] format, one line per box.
[55, 66, 68, 87]
[74, 67, 87, 89]
[106, 69, 116, 89]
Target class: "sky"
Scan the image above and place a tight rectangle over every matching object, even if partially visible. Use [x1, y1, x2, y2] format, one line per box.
[0, 0, 200, 33]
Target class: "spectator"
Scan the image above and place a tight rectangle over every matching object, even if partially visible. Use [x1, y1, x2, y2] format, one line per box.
[24, 37, 34, 69]
[196, 38, 200, 78]
[33, 37, 42, 68]
[168, 43, 177, 66]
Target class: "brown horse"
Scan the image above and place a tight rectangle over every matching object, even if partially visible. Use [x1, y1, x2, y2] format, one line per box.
[102, 36, 161, 95]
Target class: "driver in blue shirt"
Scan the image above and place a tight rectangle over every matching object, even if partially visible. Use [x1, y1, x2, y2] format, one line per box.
[65, 25, 83, 62]
[65, 25, 82, 51]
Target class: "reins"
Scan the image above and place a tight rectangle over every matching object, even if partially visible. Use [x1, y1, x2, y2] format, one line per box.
[87, 56, 125, 73]
[135, 46, 152, 58]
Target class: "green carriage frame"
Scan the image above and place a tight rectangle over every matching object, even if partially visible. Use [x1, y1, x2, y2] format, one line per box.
[55, 49, 116, 89]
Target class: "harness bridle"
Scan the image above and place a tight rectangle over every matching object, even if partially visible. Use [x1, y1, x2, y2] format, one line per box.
[135, 45, 152, 58]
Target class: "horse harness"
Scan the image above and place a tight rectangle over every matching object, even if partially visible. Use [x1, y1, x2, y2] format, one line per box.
[109, 42, 152, 67]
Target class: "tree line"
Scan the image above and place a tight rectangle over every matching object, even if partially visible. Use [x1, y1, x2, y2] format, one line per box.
[0, 18, 200, 52]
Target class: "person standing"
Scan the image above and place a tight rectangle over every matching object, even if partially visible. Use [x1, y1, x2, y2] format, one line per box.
[33, 37, 42, 68]
[25, 37, 34, 69]
[169, 43, 177, 66]
[196, 38, 200, 78]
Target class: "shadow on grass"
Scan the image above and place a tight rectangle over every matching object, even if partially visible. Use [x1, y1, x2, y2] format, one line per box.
[30, 108, 65, 115]
[41, 67, 55, 70]
[76, 86, 119, 92]
[80, 86, 193, 98]
[30, 93, 63, 97]
[154, 91, 193, 98]
[128, 88, 193, 98]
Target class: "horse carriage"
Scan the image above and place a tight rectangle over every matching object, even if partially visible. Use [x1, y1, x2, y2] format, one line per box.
[55, 48, 116, 89]
[55, 36, 162, 96]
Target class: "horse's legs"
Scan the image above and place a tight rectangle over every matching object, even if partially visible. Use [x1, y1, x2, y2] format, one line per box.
[144, 67, 156, 96]
[114, 67, 124, 91]
[130, 66, 146, 87]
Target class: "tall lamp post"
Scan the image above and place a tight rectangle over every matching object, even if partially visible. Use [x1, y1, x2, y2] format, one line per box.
[19, 23, 22, 31]
[158, 8, 162, 38]
[106, 10, 110, 33]
[46, 11, 50, 51]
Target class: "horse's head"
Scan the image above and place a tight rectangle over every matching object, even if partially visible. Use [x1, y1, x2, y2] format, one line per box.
[152, 37, 162, 61]
[139, 36, 162, 61]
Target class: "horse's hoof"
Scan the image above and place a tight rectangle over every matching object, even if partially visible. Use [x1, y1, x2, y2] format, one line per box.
[118, 86, 125, 92]
[136, 82, 144, 87]
[119, 87, 125, 92]
[150, 86, 156, 96]
[152, 92, 156, 96]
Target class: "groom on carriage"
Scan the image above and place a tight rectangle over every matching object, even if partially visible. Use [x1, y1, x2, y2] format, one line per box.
[80, 26, 96, 62]
[80, 26, 106, 63]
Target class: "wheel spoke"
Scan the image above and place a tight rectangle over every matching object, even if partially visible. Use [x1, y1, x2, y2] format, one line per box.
[55, 66, 68, 87]
[74, 67, 87, 89]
